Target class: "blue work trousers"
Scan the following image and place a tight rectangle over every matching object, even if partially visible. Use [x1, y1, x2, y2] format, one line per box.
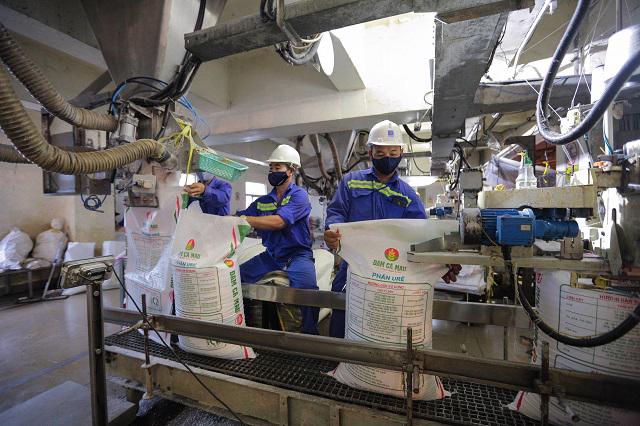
[240, 250, 319, 335]
[329, 262, 349, 338]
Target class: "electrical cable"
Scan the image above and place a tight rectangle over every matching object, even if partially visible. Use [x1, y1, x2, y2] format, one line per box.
[110, 267, 246, 425]
[502, 246, 640, 347]
[0, 65, 176, 174]
[403, 124, 432, 142]
[81, 194, 107, 213]
[128, 0, 206, 108]
[406, 137, 430, 175]
[537, 0, 640, 145]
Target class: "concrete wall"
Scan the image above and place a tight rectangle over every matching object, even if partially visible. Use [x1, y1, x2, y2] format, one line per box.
[0, 34, 115, 249]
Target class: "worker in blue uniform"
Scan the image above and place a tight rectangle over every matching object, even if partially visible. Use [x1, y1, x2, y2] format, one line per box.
[324, 120, 459, 338]
[237, 145, 319, 335]
[184, 172, 232, 215]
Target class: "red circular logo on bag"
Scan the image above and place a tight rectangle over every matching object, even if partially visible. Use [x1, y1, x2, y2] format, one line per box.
[224, 259, 234, 268]
[235, 313, 244, 325]
[185, 239, 196, 250]
[384, 247, 400, 261]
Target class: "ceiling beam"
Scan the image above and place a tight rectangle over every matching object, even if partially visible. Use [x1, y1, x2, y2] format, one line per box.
[430, 13, 508, 174]
[185, 0, 533, 62]
[0, 4, 106, 69]
[471, 75, 592, 115]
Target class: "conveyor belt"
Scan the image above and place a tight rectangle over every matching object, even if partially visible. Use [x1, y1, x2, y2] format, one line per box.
[106, 332, 537, 425]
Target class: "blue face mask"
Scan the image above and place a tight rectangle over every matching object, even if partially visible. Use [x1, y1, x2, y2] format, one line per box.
[268, 171, 289, 187]
[372, 156, 402, 175]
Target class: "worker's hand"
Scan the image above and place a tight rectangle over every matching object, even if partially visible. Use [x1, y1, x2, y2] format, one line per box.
[184, 182, 205, 197]
[441, 264, 462, 283]
[324, 229, 341, 251]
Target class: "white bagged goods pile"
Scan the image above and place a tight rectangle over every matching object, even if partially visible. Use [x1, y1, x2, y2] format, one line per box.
[24, 258, 52, 270]
[32, 218, 68, 262]
[170, 206, 255, 359]
[124, 175, 181, 344]
[508, 270, 640, 425]
[0, 228, 33, 270]
[63, 242, 95, 262]
[328, 219, 458, 400]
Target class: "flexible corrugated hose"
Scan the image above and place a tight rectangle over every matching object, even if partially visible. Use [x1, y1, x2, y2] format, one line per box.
[0, 65, 175, 174]
[0, 143, 29, 163]
[0, 22, 118, 132]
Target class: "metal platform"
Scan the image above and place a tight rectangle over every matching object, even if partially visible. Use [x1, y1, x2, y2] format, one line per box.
[106, 331, 537, 426]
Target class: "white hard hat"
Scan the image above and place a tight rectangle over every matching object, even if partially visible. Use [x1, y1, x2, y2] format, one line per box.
[367, 120, 406, 148]
[267, 144, 301, 167]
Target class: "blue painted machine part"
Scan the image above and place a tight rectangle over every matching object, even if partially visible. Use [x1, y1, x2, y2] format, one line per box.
[480, 208, 579, 246]
[429, 207, 453, 217]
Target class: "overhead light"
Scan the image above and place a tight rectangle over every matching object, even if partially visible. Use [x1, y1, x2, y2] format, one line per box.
[401, 175, 439, 187]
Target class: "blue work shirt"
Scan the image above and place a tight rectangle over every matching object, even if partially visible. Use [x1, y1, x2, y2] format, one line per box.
[189, 177, 232, 216]
[325, 167, 427, 227]
[238, 183, 313, 261]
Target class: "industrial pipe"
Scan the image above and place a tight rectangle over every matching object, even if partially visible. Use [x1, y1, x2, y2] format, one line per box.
[295, 135, 324, 193]
[0, 23, 118, 132]
[310, 134, 331, 180]
[321, 133, 343, 180]
[0, 65, 175, 174]
[0, 144, 30, 163]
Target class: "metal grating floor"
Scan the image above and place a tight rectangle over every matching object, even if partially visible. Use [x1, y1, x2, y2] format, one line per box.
[106, 332, 537, 426]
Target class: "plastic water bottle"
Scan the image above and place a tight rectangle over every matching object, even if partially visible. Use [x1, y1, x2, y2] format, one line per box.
[516, 152, 537, 189]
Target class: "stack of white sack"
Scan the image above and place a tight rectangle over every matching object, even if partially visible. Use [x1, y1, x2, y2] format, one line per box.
[32, 218, 68, 263]
[170, 205, 255, 360]
[328, 218, 458, 400]
[508, 269, 640, 425]
[0, 228, 33, 271]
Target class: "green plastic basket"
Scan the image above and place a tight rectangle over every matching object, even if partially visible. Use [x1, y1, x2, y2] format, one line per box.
[195, 150, 248, 182]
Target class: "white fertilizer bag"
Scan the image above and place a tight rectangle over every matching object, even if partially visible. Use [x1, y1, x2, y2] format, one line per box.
[32, 218, 67, 262]
[63, 242, 95, 262]
[0, 228, 33, 270]
[124, 175, 181, 344]
[171, 207, 255, 360]
[508, 270, 640, 425]
[328, 218, 458, 400]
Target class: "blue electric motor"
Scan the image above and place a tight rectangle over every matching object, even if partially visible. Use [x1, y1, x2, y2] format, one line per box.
[461, 208, 580, 247]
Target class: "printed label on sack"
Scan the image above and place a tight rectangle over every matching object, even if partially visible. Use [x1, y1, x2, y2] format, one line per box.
[555, 285, 640, 378]
[170, 208, 254, 360]
[347, 272, 429, 346]
[509, 271, 640, 425]
[328, 219, 459, 401]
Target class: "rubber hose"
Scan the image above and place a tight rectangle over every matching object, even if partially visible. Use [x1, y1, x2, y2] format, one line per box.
[503, 246, 640, 347]
[0, 23, 118, 132]
[536, 1, 640, 145]
[310, 134, 331, 180]
[0, 144, 99, 164]
[295, 136, 323, 193]
[0, 65, 174, 175]
[403, 124, 432, 142]
[321, 133, 343, 180]
[0, 144, 29, 163]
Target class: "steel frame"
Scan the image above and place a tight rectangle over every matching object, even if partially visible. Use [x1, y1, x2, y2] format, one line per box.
[185, 0, 533, 62]
[103, 306, 640, 410]
[106, 346, 440, 426]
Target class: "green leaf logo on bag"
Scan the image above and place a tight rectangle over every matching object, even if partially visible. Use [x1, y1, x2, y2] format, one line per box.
[185, 239, 196, 250]
[384, 247, 399, 262]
